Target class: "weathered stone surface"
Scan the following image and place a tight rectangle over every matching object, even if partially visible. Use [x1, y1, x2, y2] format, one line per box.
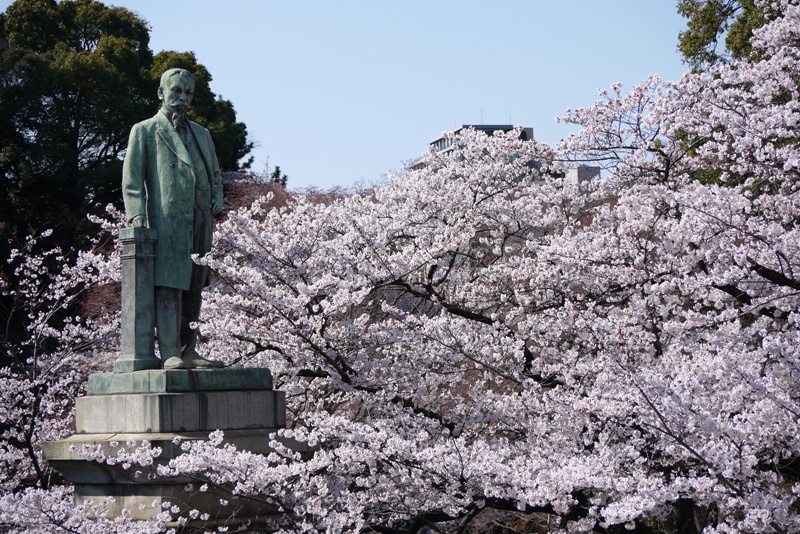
[43, 430, 308, 462]
[53, 369, 287, 522]
[43, 416, 307, 521]
[88, 368, 273, 395]
[76, 390, 286, 433]
[43, 430, 308, 520]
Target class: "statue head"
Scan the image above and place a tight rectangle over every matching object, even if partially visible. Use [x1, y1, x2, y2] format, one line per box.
[158, 68, 195, 116]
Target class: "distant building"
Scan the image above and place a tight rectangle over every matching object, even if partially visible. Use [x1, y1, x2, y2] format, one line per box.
[429, 124, 534, 155]
[409, 125, 533, 170]
[408, 124, 599, 184]
[563, 165, 600, 185]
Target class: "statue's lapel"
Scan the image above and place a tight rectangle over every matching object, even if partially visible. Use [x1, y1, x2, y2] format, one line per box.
[155, 112, 193, 168]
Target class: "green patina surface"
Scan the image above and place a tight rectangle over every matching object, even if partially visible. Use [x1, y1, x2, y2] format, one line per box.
[119, 227, 159, 241]
[88, 368, 273, 395]
[116, 227, 160, 373]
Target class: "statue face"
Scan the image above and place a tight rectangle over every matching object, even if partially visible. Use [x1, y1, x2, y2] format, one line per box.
[158, 74, 194, 115]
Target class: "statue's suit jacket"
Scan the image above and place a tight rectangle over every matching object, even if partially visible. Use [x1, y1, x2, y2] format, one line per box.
[122, 111, 223, 290]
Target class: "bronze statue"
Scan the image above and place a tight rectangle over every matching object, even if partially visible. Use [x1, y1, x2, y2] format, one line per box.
[122, 68, 224, 370]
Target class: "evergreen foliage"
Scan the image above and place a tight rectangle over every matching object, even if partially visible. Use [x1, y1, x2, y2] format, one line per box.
[677, 0, 768, 69]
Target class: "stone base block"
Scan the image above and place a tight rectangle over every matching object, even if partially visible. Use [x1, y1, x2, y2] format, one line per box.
[88, 368, 274, 394]
[43, 430, 310, 521]
[43, 368, 299, 523]
[76, 390, 286, 433]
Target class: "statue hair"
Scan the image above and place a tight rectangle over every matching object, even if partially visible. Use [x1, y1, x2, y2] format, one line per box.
[159, 68, 194, 88]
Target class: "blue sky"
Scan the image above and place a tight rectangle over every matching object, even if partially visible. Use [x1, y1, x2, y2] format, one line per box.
[2, 1, 691, 189]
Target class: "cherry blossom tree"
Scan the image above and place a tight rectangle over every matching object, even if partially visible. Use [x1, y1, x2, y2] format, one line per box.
[175, 1, 800, 532]
[0, 220, 115, 488]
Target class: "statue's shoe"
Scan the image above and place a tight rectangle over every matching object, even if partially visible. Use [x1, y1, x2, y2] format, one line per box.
[163, 356, 187, 369]
[183, 351, 224, 369]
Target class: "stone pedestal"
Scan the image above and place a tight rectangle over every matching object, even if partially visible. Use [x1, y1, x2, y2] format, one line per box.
[43, 368, 300, 522]
[115, 227, 160, 373]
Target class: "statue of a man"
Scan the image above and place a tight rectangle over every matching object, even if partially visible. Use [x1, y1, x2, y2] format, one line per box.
[122, 68, 224, 370]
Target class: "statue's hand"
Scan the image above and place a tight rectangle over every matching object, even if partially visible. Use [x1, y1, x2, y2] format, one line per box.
[131, 215, 146, 228]
[211, 199, 225, 217]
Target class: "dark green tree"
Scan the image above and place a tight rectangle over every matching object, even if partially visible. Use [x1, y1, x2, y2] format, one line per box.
[0, 0, 154, 362]
[677, 0, 768, 70]
[151, 50, 254, 171]
[0, 0, 154, 251]
[270, 165, 288, 187]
